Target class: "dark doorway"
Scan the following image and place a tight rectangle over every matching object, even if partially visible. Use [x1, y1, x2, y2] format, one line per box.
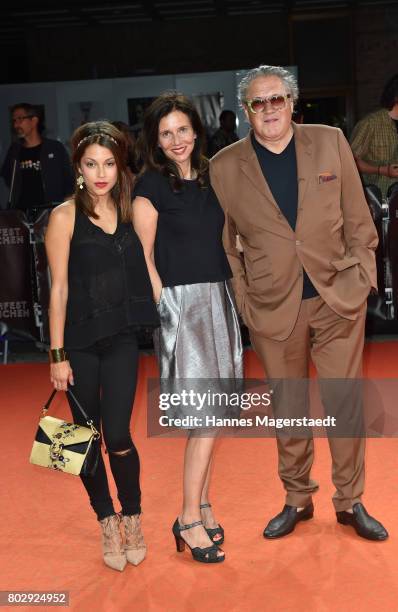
[296, 96, 348, 135]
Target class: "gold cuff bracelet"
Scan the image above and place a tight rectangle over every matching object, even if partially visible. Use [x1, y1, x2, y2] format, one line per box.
[49, 348, 67, 363]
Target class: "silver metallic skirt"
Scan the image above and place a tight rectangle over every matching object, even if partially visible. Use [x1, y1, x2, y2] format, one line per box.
[153, 281, 243, 428]
[154, 280, 243, 379]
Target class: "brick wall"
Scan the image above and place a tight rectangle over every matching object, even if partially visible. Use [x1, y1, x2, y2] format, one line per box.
[354, 6, 398, 118]
[3, 6, 397, 123]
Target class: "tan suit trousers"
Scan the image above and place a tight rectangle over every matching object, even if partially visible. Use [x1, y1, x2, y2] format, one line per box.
[249, 295, 367, 511]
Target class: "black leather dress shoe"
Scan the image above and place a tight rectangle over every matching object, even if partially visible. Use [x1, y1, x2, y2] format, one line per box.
[336, 503, 388, 541]
[263, 503, 314, 539]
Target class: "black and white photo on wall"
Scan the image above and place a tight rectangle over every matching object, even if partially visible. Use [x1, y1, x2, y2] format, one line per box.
[68, 101, 105, 134]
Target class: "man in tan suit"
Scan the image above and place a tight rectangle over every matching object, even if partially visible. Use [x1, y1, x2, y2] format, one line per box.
[210, 65, 388, 541]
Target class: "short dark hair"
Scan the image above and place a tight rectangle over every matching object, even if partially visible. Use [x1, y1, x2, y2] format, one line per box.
[380, 74, 398, 110]
[11, 102, 45, 133]
[219, 109, 236, 122]
[136, 91, 208, 191]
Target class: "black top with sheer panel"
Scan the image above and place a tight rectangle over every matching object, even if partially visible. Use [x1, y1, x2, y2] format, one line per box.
[64, 206, 159, 349]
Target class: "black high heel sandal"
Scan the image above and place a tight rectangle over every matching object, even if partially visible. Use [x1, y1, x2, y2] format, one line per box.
[200, 503, 225, 545]
[172, 518, 225, 564]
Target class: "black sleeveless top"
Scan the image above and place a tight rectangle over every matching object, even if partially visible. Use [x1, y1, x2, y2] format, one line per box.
[64, 207, 159, 350]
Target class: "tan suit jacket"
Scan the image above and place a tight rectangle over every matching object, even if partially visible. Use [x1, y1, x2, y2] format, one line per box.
[210, 123, 378, 341]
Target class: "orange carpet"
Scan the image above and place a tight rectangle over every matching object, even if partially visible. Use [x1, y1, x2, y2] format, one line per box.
[0, 342, 397, 612]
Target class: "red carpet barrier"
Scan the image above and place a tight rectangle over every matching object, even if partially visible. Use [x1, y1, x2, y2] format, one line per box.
[0, 210, 38, 337]
[0, 209, 51, 342]
[388, 190, 398, 316]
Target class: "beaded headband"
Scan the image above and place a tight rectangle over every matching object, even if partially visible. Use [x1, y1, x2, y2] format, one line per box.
[77, 134, 118, 148]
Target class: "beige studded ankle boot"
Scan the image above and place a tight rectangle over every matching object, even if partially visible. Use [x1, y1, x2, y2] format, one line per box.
[99, 513, 127, 571]
[122, 514, 147, 566]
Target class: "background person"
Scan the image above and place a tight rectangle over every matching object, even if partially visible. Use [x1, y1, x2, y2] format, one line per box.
[1, 103, 74, 214]
[208, 109, 239, 157]
[45, 121, 159, 571]
[350, 74, 398, 199]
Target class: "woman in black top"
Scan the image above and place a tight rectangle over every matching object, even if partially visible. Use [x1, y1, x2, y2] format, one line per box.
[45, 121, 158, 572]
[133, 93, 243, 564]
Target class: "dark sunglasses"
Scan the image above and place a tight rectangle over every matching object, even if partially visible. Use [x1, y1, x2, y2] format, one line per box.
[245, 94, 291, 114]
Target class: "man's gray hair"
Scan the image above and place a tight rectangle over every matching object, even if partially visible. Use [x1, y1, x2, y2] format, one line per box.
[238, 65, 299, 107]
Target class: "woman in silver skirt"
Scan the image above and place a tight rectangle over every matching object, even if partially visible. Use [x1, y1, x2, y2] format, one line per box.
[133, 93, 243, 564]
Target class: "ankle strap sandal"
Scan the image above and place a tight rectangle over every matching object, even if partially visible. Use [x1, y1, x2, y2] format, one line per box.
[200, 503, 225, 545]
[172, 518, 225, 564]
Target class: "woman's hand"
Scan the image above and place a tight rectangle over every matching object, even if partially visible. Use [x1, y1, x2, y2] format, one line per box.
[154, 286, 163, 305]
[50, 360, 74, 391]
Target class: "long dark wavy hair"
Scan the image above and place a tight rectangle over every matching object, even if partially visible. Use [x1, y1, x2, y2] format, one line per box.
[71, 121, 133, 222]
[136, 92, 208, 191]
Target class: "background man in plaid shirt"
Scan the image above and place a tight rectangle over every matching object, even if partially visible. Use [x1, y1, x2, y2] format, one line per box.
[350, 74, 398, 199]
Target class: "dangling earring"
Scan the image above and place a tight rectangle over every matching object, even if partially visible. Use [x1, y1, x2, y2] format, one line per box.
[76, 174, 84, 190]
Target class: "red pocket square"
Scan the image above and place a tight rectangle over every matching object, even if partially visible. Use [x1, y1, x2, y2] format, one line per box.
[318, 172, 337, 184]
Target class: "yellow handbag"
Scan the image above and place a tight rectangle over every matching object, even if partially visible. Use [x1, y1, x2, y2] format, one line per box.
[30, 389, 101, 476]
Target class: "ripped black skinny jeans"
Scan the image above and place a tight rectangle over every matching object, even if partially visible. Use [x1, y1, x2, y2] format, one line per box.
[67, 330, 141, 520]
